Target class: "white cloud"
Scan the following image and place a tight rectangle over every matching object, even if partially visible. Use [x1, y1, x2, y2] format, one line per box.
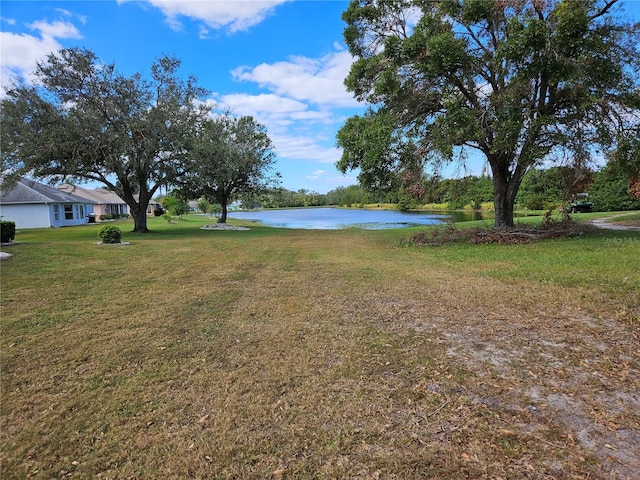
[198, 25, 210, 40]
[304, 173, 356, 190]
[0, 19, 82, 89]
[305, 170, 327, 180]
[220, 92, 308, 115]
[129, 0, 290, 33]
[214, 92, 345, 164]
[232, 50, 360, 107]
[218, 92, 325, 131]
[53, 9, 88, 26]
[274, 136, 342, 164]
[27, 19, 82, 39]
[212, 45, 366, 171]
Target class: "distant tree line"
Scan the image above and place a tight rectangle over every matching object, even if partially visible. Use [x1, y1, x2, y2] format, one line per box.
[238, 163, 640, 213]
[515, 163, 640, 212]
[237, 185, 380, 210]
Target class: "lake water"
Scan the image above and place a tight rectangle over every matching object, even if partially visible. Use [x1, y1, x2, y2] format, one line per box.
[227, 207, 484, 230]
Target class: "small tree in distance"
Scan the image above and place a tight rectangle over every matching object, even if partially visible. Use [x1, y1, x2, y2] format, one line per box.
[197, 197, 211, 215]
[161, 195, 190, 218]
[178, 115, 279, 223]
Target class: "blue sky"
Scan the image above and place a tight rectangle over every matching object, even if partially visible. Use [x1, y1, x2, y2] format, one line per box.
[2, 1, 640, 194]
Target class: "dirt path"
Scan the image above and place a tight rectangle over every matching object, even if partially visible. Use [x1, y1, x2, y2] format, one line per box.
[590, 215, 640, 231]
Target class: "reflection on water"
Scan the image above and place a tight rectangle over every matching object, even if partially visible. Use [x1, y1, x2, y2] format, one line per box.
[227, 207, 486, 230]
[448, 210, 487, 222]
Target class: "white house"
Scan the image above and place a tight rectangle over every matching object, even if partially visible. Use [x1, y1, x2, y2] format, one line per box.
[0, 178, 95, 229]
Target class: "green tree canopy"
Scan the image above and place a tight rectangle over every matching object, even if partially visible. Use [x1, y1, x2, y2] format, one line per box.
[1, 48, 210, 232]
[337, 0, 640, 227]
[161, 195, 190, 217]
[590, 161, 640, 211]
[197, 197, 212, 215]
[178, 115, 279, 223]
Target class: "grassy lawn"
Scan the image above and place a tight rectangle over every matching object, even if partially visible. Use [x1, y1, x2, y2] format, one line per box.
[604, 211, 640, 226]
[1, 214, 638, 479]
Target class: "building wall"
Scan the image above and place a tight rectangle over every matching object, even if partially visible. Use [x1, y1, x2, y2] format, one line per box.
[0, 203, 92, 229]
[51, 203, 91, 227]
[93, 203, 129, 217]
[0, 204, 52, 229]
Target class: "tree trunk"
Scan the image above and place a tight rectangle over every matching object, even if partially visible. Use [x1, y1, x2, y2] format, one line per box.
[130, 205, 149, 232]
[127, 186, 156, 232]
[490, 159, 518, 229]
[492, 178, 516, 228]
[218, 202, 228, 223]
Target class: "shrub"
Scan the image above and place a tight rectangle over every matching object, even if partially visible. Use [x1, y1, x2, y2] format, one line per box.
[161, 195, 190, 217]
[162, 213, 178, 223]
[210, 203, 222, 218]
[98, 225, 122, 244]
[397, 192, 418, 211]
[197, 197, 211, 215]
[1, 220, 16, 243]
[524, 194, 546, 211]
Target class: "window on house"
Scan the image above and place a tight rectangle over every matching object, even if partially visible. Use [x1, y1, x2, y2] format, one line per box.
[54, 205, 60, 221]
[64, 204, 73, 220]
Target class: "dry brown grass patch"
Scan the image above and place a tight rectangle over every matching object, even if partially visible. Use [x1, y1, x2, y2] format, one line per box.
[1, 225, 638, 478]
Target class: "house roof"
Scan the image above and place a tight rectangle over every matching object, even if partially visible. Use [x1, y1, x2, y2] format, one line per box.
[57, 184, 126, 205]
[57, 185, 160, 206]
[0, 178, 94, 205]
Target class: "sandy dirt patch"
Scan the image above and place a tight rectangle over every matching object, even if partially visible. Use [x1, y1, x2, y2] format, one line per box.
[201, 223, 250, 231]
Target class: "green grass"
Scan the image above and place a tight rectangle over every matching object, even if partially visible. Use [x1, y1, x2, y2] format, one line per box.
[1, 214, 639, 479]
[606, 211, 640, 223]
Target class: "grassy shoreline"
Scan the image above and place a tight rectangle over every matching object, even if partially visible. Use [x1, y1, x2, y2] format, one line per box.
[1, 216, 638, 478]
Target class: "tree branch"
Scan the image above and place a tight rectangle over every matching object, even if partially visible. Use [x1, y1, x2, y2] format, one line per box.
[590, 0, 618, 20]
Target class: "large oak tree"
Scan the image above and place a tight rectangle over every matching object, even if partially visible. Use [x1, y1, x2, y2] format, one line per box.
[1, 48, 210, 232]
[337, 0, 640, 227]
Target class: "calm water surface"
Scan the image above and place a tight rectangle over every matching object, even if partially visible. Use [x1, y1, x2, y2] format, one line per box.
[227, 207, 483, 230]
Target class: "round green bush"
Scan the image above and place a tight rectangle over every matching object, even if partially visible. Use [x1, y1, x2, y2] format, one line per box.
[98, 225, 122, 244]
[1, 220, 16, 243]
